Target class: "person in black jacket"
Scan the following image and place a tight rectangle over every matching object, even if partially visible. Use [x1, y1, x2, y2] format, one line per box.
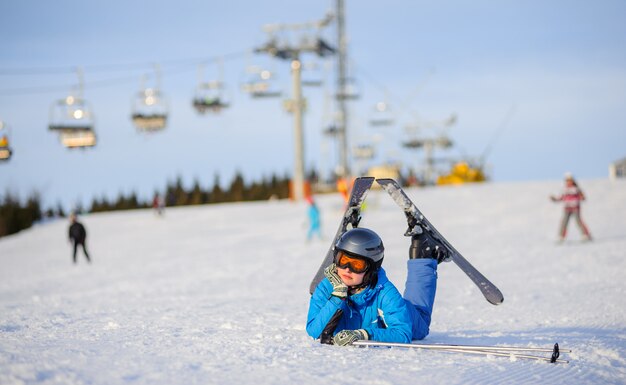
[69, 213, 91, 264]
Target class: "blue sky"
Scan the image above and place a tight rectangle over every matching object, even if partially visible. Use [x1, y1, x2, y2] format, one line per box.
[1, 0, 625, 209]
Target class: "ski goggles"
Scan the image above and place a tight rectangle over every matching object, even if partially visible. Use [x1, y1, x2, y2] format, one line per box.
[335, 251, 369, 273]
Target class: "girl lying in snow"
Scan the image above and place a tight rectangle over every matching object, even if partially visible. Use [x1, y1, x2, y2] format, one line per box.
[307, 227, 449, 345]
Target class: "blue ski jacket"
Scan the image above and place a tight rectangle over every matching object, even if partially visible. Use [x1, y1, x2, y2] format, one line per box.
[307, 262, 436, 343]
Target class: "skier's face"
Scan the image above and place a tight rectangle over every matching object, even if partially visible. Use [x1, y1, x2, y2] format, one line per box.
[336, 266, 366, 286]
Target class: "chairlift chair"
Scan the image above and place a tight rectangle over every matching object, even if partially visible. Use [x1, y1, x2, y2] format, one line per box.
[0, 147, 11, 161]
[301, 61, 324, 87]
[0, 121, 13, 161]
[353, 143, 375, 160]
[48, 95, 95, 132]
[48, 68, 97, 149]
[402, 139, 425, 149]
[241, 67, 282, 98]
[336, 77, 360, 101]
[369, 101, 394, 127]
[435, 135, 453, 149]
[131, 88, 168, 132]
[48, 95, 97, 149]
[193, 81, 230, 114]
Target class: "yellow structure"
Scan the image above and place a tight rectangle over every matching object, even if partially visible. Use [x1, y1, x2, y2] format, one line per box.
[437, 161, 486, 185]
[367, 164, 401, 181]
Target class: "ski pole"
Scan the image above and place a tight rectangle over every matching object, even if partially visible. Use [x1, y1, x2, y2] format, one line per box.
[428, 347, 569, 363]
[353, 341, 569, 363]
[353, 340, 570, 353]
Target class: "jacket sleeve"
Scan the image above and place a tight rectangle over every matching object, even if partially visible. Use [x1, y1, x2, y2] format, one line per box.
[306, 279, 347, 339]
[363, 285, 413, 343]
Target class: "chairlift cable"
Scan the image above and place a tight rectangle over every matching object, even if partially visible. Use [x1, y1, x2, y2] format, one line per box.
[0, 56, 242, 96]
[0, 51, 247, 76]
[480, 104, 516, 162]
[351, 59, 434, 124]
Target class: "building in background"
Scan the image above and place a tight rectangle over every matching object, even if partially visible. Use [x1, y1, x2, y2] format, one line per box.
[609, 157, 626, 180]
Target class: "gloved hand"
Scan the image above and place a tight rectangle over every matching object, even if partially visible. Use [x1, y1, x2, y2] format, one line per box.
[324, 263, 348, 299]
[409, 230, 450, 264]
[333, 329, 368, 346]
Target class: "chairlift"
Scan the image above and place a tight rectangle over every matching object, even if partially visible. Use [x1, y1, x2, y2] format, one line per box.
[336, 77, 360, 101]
[48, 95, 95, 132]
[301, 61, 324, 87]
[369, 101, 394, 127]
[193, 81, 230, 114]
[241, 66, 282, 98]
[0, 147, 10, 161]
[353, 143, 375, 160]
[193, 62, 230, 114]
[48, 69, 96, 149]
[48, 95, 97, 149]
[435, 135, 453, 149]
[131, 68, 168, 132]
[0, 121, 13, 161]
[402, 139, 425, 149]
[131, 88, 168, 132]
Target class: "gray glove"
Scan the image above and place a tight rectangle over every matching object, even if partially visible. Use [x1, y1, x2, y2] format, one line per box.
[333, 329, 368, 346]
[324, 263, 348, 299]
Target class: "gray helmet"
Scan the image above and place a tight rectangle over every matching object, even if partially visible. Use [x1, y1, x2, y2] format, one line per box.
[335, 228, 384, 263]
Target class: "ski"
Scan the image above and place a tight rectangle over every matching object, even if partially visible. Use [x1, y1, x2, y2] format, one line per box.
[353, 341, 569, 363]
[376, 178, 504, 305]
[309, 177, 375, 294]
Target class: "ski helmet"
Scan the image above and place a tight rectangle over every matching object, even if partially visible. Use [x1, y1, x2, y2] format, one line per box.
[335, 228, 385, 288]
[335, 228, 384, 265]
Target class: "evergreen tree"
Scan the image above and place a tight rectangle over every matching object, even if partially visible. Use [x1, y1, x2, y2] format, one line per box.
[56, 202, 66, 218]
[0, 192, 43, 238]
[210, 173, 224, 204]
[189, 179, 204, 206]
[229, 171, 245, 202]
[90, 197, 102, 213]
[247, 179, 267, 201]
[174, 176, 187, 206]
[128, 192, 140, 209]
[25, 193, 42, 224]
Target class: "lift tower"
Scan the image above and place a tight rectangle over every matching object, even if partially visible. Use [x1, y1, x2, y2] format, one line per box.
[336, 0, 349, 179]
[255, 13, 335, 201]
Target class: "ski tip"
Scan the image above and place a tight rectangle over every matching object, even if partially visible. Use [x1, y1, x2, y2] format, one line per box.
[488, 296, 504, 306]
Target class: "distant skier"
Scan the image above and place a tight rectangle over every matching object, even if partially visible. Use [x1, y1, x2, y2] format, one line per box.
[550, 172, 592, 242]
[307, 227, 449, 345]
[306, 196, 322, 241]
[152, 193, 165, 216]
[68, 213, 91, 264]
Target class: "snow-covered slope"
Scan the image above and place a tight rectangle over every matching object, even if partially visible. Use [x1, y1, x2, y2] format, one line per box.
[1, 179, 625, 384]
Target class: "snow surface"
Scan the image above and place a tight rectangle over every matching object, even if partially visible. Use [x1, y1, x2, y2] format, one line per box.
[1, 179, 625, 385]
